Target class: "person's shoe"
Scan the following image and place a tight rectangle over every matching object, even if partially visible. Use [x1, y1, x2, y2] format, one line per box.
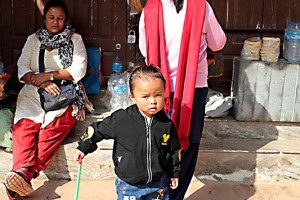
[0, 182, 17, 200]
[5, 171, 34, 196]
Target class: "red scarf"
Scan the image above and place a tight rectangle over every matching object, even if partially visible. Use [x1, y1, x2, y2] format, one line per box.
[144, 0, 206, 150]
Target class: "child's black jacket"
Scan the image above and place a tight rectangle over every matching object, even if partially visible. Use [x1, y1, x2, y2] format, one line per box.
[77, 104, 180, 185]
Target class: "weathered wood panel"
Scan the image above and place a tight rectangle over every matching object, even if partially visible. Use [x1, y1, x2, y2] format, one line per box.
[252, 65, 272, 121]
[207, 0, 299, 94]
[281, 66, 298, 121]
[0, 0, 128, 82]
[1, 0, 299, 93]
[294, 70, 300, 121]
[263, 0, 300, 29]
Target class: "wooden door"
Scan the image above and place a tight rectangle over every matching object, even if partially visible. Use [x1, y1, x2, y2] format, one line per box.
[262, 0, 300, 30]
[207, 0, 265, 94]
[66, 0, 128, 80]
[207, 0, 300, 94]
[0, 0, 38, 67]
[0, 0, 128, 81]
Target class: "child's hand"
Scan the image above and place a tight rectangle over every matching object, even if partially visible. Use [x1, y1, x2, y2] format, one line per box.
[169, 178, 179, 189]
[76, 150, 85, 162]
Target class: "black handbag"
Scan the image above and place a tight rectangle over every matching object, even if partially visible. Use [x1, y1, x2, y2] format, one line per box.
[38, 47, 79, 112]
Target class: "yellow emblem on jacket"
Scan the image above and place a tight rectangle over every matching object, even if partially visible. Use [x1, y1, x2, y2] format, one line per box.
[80, 126, 95, 141]
[161, 134, 170, 146]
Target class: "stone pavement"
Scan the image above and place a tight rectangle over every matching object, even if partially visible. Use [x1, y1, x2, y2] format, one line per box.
[15, 178, 300, 200]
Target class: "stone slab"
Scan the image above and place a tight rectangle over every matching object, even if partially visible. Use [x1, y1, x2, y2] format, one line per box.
[0, 141, 117, 181]
[204, 118, 300, 141]
[200, 139, 300, 153]
[196, 152, 300, 183]
[232, 57, 300, 122]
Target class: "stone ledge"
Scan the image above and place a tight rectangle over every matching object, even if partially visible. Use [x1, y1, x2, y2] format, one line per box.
[200, 138, 300, 154]
[1, 92, 300, 183]
[204, 119, 300, 140]
[1, 137, 300, 182]
[0, 141, 117, 182]
[197, 151, 300, 183]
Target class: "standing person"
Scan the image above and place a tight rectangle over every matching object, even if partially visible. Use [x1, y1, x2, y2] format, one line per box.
[139, 0, 226, 199]
[0, 0, 87, 199]
[76, 65, 181, 199]
[33, 0, 45, 15]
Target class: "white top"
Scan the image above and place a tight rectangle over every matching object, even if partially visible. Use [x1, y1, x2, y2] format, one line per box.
[15, 33, 87, 127]
[139, 1, 227, 92]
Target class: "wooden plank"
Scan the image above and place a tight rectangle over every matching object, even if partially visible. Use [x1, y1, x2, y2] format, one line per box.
[242, 59, 258, 120]
[232, 57, 247, 120]
[293, 68, 300, 121]
[13, 0, 29, 36]
[263, 0, 299, 30]
[253, 62, 272, 121]
[233, 58, 300, 122]
[99, 0, 114, 37]
[71, 0, 91, 38]
[267, 63, 285, 121]
[1, 0, 13, 65]
[280, 64, 298, 121]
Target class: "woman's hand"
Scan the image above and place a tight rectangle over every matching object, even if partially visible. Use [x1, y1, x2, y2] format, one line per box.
[32, 72, 53, 87]
[39, 81, 61, 95]
[76, 150, 86, 161]
[170, 178, 179, 189]
[21, 72, 35, 85]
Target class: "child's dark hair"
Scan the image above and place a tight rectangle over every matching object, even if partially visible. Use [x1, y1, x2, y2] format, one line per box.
[43, 0, 70, 22]
[174, 0, 184, 13]
[129, 64, 166, 94]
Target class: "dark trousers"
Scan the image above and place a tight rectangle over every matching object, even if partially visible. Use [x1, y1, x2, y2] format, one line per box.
[169, 87, 207, 200]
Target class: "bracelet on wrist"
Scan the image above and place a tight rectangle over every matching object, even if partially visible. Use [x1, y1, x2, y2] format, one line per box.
[50, 72, 54, 81]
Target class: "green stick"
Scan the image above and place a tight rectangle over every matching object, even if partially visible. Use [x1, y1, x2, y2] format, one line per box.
[74, 156, 83, 200]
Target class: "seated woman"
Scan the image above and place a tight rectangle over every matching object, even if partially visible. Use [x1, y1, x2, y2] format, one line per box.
[0, 0, 87, 199]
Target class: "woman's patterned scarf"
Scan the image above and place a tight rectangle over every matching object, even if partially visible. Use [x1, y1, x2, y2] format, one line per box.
[36, 24, 75, 68]
[36, 25, 89, 120]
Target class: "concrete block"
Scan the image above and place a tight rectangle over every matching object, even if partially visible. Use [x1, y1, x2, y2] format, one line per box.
[232, 57, 300, 122]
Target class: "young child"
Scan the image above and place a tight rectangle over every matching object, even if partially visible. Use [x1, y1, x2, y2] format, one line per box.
[76, 65, 180, 199]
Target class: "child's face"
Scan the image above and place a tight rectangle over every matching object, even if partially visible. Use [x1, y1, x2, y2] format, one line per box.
[131, 77, 165, 118]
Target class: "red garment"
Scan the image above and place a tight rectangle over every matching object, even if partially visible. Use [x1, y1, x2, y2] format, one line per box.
[144, 0, 206, 150]
[12, 106, 76, 179]
[144, 0, 171, 114]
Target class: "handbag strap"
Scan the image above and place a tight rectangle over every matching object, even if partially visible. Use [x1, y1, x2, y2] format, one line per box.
[39, 47, 45, 73]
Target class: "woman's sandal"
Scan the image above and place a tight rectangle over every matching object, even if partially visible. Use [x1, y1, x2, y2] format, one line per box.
[5, 171, 34, 197]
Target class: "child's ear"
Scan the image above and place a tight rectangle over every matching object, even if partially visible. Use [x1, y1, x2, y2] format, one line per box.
[130, 94, 136, 103]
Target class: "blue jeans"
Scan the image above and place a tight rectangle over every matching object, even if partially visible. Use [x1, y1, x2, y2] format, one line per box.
[115, 176, 169, 200]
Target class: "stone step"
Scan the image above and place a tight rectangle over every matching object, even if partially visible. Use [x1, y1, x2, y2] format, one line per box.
[204, 117, 300, 141]
[198, 118, 300, 182]
[2, 137, 299, 183]
[0, 141, 117, 182]
[200, 138, 300, 153]
[196, 138, 300, 183]
[1, 92, 300, 183]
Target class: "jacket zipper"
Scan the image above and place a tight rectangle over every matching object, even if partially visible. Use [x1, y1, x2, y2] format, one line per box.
[145, 116, 153, 183]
